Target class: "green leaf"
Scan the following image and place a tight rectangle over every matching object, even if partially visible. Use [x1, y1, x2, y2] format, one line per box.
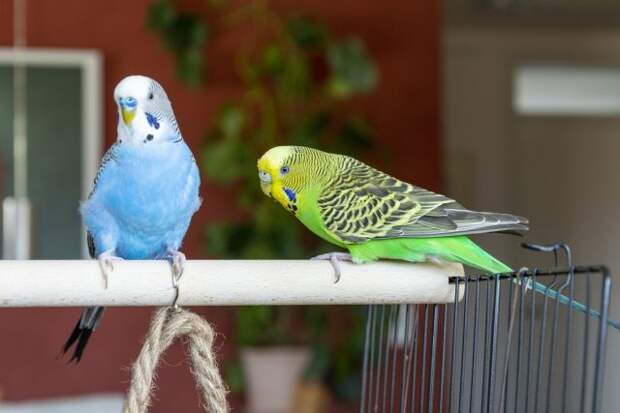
[146, 0, 176, 31]
[205, 0, 227, 7]
[262, 44, 284, 75]
[148, 4, 209, 87]
[218, 104, 246, 138]
[327, 37, 378, 98]
[304, 306, 328, 339]
[240, 62, 262, 84]
[286, 16, 328, 50]
[177, 48, 204, 87]
[225, 360, 245, 394]
[236, 306, 269, 346]
[303, 344, 330, 381]
[163, 14, 209, 51]
[205, 223, 234, 258]
[288, 111, 330, 147]
[275, 52, 311, 100]
[333, 116, 374, 154]
[235, 306, 289, 346]
[202, 134, 248, 183]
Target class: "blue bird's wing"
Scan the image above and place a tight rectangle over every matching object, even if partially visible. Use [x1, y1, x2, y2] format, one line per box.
[64, 144, 120, 362]
[89, 143, 119, 199]
[84, 143, 120, 259]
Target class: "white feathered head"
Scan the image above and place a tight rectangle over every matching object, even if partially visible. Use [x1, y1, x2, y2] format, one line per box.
[113, 75, 181, 144]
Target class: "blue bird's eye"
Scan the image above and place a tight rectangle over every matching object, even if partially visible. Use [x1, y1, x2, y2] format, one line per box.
[280, 166, 290, 175]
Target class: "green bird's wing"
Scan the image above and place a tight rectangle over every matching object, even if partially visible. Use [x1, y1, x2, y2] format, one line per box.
[317, 156, 528, 243]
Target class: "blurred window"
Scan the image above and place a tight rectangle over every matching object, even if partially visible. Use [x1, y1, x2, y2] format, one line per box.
[0, 49, 102, 258]
[514, 65, 620, 115]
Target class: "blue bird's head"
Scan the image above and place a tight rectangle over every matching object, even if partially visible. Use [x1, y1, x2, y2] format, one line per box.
[113, 75, 182, 145]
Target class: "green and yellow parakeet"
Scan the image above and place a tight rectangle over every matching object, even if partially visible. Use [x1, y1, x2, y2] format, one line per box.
[257, 145, 526, 278]
[257, 145, 620, 329]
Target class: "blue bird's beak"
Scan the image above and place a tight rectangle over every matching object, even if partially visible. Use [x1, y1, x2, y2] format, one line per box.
[119, 97, 137, 126]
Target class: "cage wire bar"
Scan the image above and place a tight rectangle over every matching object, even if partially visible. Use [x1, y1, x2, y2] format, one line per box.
[360, 264, 612, 413]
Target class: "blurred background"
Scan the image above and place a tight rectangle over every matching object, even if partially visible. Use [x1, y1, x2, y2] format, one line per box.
[1, 0, 620, 412]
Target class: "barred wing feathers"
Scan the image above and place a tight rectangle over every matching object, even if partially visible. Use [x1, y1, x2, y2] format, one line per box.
[317, 156, 528, 243]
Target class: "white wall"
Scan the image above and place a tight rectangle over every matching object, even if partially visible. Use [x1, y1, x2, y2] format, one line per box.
[444, 27, 620, 412]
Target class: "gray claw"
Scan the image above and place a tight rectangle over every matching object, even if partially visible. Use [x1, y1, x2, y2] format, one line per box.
[311, 252, 352, 283]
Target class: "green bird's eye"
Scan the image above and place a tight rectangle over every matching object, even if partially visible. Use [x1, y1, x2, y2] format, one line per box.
[280, 166, 290, 175]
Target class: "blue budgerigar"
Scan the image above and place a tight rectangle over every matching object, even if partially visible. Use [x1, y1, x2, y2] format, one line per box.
[62, 75, 202, 362]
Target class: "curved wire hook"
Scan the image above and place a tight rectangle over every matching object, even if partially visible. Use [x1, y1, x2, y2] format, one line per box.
[521, 242, 572, 268]
[522, 242, 573, 291]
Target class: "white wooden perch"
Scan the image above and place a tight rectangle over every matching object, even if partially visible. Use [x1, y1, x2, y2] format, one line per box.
[0, 260, 464, 307]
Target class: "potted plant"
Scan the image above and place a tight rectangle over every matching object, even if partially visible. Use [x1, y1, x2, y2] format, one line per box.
[235, 306, 311, 412]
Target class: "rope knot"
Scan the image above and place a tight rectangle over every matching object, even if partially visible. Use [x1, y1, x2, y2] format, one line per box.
[124, 307, 229, 413]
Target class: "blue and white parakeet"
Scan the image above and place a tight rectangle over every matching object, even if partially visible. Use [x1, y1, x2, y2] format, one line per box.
[62, 75, 201, 362]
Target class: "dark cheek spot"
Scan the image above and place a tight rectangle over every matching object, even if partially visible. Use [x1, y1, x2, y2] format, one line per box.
[147, 134, 154, 141]
[287, 203, 298, 215]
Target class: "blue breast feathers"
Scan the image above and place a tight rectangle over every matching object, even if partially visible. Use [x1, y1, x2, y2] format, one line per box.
[145, 112, 160, 129]
[82, 142, 200, 259]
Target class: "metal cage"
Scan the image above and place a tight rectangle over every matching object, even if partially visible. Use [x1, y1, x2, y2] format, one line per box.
[360, 264, 612, 413]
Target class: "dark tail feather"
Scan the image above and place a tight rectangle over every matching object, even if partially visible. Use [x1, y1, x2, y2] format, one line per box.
[62, 318, 83, 355]
[70, 329, 93, 363]
[62, 306, 104, 363]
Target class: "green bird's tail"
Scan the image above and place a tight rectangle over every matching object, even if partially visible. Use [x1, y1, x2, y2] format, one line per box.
[527, 279, 620, 330]
[416, 237, 620, 330]
[350, 236, 620, 329]
[422, 236, 513, 274]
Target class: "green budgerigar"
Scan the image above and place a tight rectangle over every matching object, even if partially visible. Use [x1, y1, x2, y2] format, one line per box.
[257, 145, 526, 278]
[257, 145, 620, 329]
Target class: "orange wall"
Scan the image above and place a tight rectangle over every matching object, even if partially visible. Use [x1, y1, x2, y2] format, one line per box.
[0, 0, 439, 411]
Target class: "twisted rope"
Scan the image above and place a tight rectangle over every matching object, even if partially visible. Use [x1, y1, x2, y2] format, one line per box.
[123, 307, 229, 413]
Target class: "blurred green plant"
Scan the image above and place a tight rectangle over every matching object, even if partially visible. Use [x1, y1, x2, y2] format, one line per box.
[148, 0, 378, 403]
[147, 0, 214, 86]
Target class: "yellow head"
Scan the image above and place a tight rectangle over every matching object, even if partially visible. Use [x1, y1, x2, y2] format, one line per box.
[257, 146, 328, 214]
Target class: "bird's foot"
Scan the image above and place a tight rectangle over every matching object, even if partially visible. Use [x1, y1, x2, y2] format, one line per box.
[166, 250, 186, 307]
[311, 252, 353, 283]
[97, 249, 123, 289]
